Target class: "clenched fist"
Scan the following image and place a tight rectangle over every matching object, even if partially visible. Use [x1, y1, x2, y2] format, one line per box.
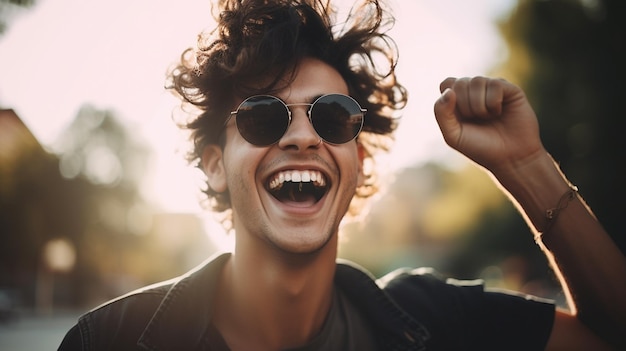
[434, 77, 545, 175]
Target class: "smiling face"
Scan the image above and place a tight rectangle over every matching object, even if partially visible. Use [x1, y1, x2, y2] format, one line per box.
[203, 57, 364, 255]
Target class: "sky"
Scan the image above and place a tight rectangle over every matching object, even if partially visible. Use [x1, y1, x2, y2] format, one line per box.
[0, 0, 515, 214]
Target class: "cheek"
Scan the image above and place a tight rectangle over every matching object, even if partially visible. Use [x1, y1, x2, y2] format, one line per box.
[337, 146, 363, 189]
[222, 144, 262, 194]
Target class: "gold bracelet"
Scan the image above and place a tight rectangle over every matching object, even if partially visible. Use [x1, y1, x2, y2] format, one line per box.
[534, 185, 578, 243]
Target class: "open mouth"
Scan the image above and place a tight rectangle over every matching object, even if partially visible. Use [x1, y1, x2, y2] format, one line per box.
[267, 170, 328, 205]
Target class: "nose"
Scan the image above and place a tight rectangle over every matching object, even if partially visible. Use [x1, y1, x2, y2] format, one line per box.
[277, 106, 321, 150]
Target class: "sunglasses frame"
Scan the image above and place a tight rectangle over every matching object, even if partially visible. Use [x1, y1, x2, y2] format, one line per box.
[226, 93, 366, 146]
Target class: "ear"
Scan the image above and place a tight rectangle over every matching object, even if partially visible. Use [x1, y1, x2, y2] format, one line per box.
[356, 142, 366, 187]
[201, 144, 227, 193]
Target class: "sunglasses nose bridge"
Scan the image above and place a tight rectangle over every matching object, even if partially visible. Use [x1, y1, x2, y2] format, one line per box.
[279, 103, 321, 147]
[284, 102, 315, 127]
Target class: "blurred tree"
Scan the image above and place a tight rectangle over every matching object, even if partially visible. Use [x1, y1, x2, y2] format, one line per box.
[425, 0, 626, 305]
[340, 160, 565, 303]
[496, 0, 626, 253]
[0, 0, 36, 35]
[51, 104, 155, 306]
[341, 163, 513, 276]
[2, 105, 216, 310]
[0, 109, 90, 309]
[306, 0, 626, 307]
[0, 105, 154, 309]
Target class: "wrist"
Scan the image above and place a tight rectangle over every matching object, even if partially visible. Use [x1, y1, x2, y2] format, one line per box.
[491, 151, 573, 234]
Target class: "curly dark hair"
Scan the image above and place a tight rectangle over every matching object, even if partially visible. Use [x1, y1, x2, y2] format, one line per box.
[167, 0, 407, 213]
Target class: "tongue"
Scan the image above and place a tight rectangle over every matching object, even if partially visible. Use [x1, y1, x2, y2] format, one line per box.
[279, 184, 317, 207]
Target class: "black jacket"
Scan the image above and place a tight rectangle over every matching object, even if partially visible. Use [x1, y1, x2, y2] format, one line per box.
[58, 253, 554, 350]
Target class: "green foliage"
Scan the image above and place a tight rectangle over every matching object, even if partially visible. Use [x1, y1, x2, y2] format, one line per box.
[498, 0, 626, 253]
[0, 105, 188, 308]
[0, 0, 37, 35]
[344, 0, 626, 300]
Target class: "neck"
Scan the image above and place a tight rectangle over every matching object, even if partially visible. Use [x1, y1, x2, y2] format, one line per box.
[212, 234, 338, 351]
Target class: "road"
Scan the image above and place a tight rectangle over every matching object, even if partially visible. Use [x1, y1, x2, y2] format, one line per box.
[0, 311, 80, 351]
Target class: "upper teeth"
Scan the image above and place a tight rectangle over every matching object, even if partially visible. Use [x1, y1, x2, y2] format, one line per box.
[268, 170, 326, 191]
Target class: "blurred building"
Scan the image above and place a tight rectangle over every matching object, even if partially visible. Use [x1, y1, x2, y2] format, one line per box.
[0, 109, 45, 176]
[0, 109, 219, 314]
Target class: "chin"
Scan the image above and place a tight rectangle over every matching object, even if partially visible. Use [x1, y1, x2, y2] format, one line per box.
[267, 229, 337, 256]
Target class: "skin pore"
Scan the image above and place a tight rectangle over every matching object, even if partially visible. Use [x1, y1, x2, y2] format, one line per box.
[202, 57, 364, 351]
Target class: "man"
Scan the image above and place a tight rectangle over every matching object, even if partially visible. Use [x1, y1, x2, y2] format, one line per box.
[59, 0, 626, 350]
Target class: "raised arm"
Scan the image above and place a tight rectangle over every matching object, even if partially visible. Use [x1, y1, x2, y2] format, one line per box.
[433, 77, 626, 349]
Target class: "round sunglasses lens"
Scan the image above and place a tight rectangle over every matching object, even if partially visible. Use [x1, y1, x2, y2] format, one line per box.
[310, 95, 364, 144]
[236, 96, 289, 146]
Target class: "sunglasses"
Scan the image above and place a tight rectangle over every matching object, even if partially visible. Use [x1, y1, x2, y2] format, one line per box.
[226, 93, 366, 146]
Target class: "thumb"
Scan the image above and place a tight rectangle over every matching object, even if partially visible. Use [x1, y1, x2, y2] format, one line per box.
[434, 88, 461, 147]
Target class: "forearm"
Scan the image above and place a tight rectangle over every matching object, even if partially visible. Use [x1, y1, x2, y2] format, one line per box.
[492, 151, 626, 345]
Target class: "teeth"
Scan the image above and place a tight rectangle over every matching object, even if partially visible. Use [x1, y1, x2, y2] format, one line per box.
[268, 170, 326, 191]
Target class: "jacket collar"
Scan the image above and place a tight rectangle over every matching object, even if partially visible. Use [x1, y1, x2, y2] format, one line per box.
[137, 253, 429, 350]
[335, 259, 430, 350]
[138, 252, 229, 350]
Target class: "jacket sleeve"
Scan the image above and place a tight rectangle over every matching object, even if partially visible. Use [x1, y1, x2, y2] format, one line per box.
[382, 267, 555, 351]
[58, 324, 84, 351]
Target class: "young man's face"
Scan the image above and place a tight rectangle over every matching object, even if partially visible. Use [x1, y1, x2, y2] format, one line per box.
[206, 57, 364, 255]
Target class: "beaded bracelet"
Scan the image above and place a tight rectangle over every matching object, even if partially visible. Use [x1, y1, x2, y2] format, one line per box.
[534, 185, 578, 243]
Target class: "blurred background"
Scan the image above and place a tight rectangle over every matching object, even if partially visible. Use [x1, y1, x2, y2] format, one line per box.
[1, 0, 625, 349]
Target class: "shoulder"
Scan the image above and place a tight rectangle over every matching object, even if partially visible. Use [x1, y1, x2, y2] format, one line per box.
[379, 266, 484, 307]
[74, 279, 176, 350]
[57, 281, 175, 351]
[338, 262, 556, 350]
[85, 278, 174, 322]
[385, 266, 556, 350]
[59, 252, 232, 351]
[377, 267, 486, 331]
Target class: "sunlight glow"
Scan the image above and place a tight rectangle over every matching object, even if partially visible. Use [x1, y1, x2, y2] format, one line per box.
[0, 0, 515, 216]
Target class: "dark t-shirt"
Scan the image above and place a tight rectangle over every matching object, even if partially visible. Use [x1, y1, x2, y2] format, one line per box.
[207, 289, 379, 351]
[58, 256, 555, 351]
